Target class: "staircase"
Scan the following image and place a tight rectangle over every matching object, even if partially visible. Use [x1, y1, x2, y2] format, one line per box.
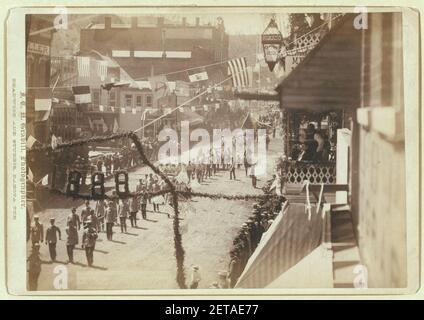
[330, 204, 361, 288]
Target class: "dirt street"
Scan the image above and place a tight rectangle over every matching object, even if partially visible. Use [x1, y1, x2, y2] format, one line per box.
[30, 136, 282, 291]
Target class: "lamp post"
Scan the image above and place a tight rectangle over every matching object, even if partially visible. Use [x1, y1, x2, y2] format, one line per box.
[261, 18, 284, 72]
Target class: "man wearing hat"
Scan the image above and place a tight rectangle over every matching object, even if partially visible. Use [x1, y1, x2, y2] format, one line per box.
[82, 219, 98, 267]
[30, 215, 44, 248]
[45, 218, 61, 262]
[80, 200, 93, 224]
[65, 222, 78, 264]
[105, 201, 115, 241]
[67, 208, 81, 231]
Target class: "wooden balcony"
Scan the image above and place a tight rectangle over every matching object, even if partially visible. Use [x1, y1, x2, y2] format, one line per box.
[284, 160, 337, 185]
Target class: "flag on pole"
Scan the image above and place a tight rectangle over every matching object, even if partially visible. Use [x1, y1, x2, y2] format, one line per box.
[77, 56, 90, 78]
[34, 88, 52, 111]
[227, 57, 250, 88]
[113, 118, 119, 133]
[72, 86, 91, 104]
[97, 60, 108, 81]
[189, 71, 208, 82]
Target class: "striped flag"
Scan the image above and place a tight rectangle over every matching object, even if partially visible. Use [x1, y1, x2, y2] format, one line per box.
[227, 57, 250, 88]
[72, 86, 91, 104]
[97, 60, 108, 81]
[77, 56, 90, 78]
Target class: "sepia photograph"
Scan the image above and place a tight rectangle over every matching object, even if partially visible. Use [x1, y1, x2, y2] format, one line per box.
[7, 4, 418, 295]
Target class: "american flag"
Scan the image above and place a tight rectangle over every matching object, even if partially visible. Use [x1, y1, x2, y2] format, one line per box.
[227, 57, 251, 88]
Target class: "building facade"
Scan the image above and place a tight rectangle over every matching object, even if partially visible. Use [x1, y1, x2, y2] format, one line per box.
[79, 16, 229, 81]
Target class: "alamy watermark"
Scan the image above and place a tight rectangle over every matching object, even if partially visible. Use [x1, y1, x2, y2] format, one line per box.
[157, 121, 268, 176]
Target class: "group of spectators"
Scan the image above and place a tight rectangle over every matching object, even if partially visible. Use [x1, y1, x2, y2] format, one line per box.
[290, 123, 333, 162]
[225, 185, 285, 288]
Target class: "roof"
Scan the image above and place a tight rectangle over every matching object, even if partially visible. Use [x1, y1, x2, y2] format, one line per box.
[274, 14, 362, 111]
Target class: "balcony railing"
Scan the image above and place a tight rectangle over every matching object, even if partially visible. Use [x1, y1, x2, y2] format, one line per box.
[284, 161, 336, 185]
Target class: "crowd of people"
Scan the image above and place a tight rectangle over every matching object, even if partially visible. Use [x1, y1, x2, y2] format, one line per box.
[290, 123, 334, 162]
[225, 189, 285, 288]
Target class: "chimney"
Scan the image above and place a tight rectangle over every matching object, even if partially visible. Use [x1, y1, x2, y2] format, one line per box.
[157, 17, 164, 26]
[131, 17, 138, 28]
[105, 16, 112, 29]
[182, 17, 187, 26]
[196, 17, 200, 26]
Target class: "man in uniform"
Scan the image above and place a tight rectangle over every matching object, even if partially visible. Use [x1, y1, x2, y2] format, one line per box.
[82, 220, 98, 267]
[65, 222, 78, 264]
[105, 201, 115, 241]
[129, 196, 139, 227]
[118, 199, 129, 233]
[140, 190, 148, 220]
[67, 207, 81, 231]
[229, 158, 236, 180]
[30, 215, 44, 248]
[45, 218, 61, 262]
[80, 200, 93, 224]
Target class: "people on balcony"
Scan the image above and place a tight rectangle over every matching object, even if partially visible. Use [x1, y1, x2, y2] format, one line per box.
[313, 131, 331, 162]
[296, 140, 318, 161]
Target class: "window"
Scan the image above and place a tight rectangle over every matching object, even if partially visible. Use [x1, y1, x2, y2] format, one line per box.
[146, 95, 153, 107]
[125, 94, 133, 107]
[109, 91, 116, 107]
[136, 95, 143, 107]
